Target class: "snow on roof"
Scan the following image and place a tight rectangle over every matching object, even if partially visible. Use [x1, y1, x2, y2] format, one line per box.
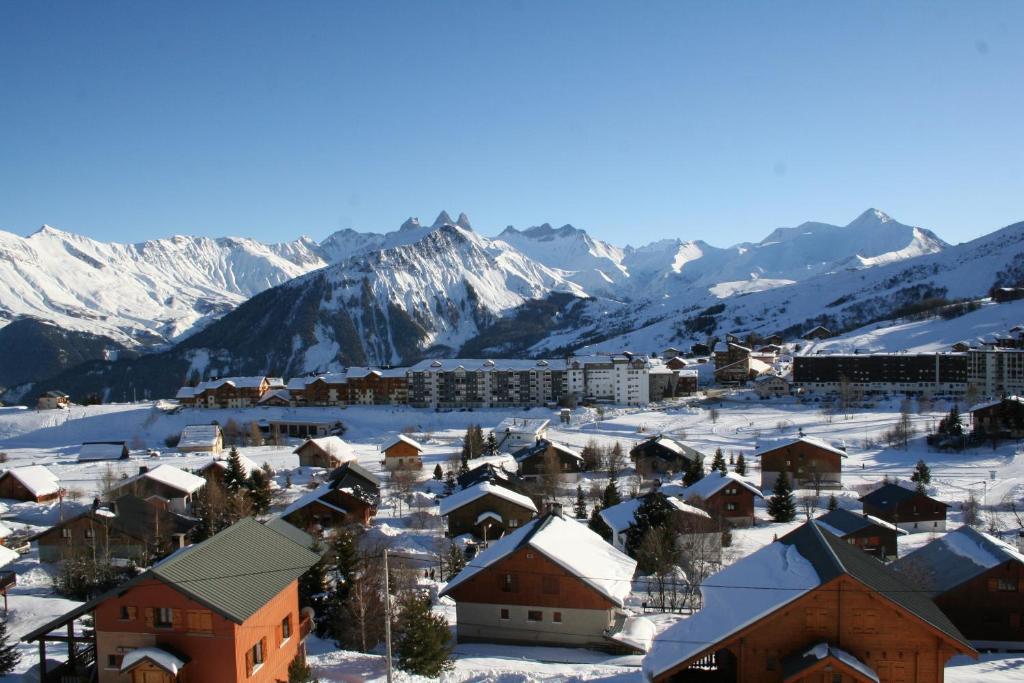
[600, 495, 711, 534]
[78, 442, 127, 460]
[940, 526, 1024, 569]
[680, 470, 763, 501]
[141, 465, 206, 495]
[295, 436, 357, 463]
[120, 647, 186, 675]
[257, 389, 291, 404]
[476, 511, 503, 525]
[968, 395, 1024, 413]
[643, 541, 821, 679]
[0, 544, 18, 570]
[0, 521, 12, 539]
[756, 435, 847, 458]
[793, 643, 879, 683]
[203, 453, 260, 479]
[177, 424, 222, 448]
[607, 614, 656, 653]
[814, 508, 904, 538]
[495, 417, 550, 434]
[1, 464, 61, 497]
[386, 434, 424, 452]
[442, 513, 637, 606]
[438, 481, 537, 516]
[895, 525, 1024, 595]
[281, 482, 347, 517]
[513, 439, 583, 462]
[409, 358, 569, 372]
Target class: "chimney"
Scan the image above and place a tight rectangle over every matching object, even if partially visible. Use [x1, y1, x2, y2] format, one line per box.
[547, 501, 563, 517]
[138, 465, 149, 475]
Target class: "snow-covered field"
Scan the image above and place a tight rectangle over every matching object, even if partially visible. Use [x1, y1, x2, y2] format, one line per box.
[1, 395, 1022, 681]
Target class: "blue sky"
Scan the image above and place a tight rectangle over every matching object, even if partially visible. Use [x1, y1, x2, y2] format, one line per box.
[1, 2, 1021, 247]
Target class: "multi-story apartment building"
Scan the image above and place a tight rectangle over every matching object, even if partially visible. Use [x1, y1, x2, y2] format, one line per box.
[565, 354, 651, 406]
[175, 376, 284, 408]
[967, 347, 1024, 399]
[793, 353, 967, 395]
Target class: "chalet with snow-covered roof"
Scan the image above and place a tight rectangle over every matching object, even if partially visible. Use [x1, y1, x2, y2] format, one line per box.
[439, 481, 538, 540]
[756, 435, 847, 491]
[0, 520, 13, 546]
[969, 396, 1024, 439]
[382, 434, 424, 470]
[106, 465, 206, 515]
[175, 376, 274, 408]
[754, 373, 791, 398]
[31, 495, 196, 564]
[815, 508, 905, 561]
[677, 470, 763, 527]
[79, 441, 130, 462]
[513, 439, 584, 481]
[286, 373, 347, 406]
[643, 520, 975, 683]
[892, 526, 1024, 646]
[630, 435, 701, 479]
[256, 388, 291, 407]
[24, 517, 320, 683]
[440, 512, 651, 653]
[294, 436, 357, 469]
[598, 492, 716, 553]
[494, 417, 550, 451]
[0, 464, 62, 502]
[664, 356, 688, 371]
[195, 452, 261, 486]
[280, 475, 378, 531]
[859, 483, 948, 533]
[344, 366, 409, 404]
[674, 367, 699, 395]
[177, 424, 223, 453]
[327, 461, 382, 499]
[714, 355, 772, 385]
[713, 341, 752, 368]
[803, 325, 833, 340]
[457, 459, 523, 491]
[37, 390, 69, 410]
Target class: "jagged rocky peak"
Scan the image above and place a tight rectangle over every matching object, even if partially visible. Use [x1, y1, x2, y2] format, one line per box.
[456, 212, 472, 230]
[399, 217, 422, 232]
[431, 210, 454, 228]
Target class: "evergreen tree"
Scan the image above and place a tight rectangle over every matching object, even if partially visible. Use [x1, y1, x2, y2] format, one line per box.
[247, 468, 273, 515]
[683, 454, 705, 487]
[484, 432, 498, 457]
[734, 453, 747, 476]
[602, 475, 621, 508]
[322, 529, 361, 639]
[0, 616, 21, 674]
[574, 484, 588, 519]
[432, 463, 443, 481]
[588, 505, 613, 541]
[298, 537, 328, 611]
[287, 653, 318, 683]
[711, 448, 727, 474]
[190, 477, 229, 541]
[443, 470, 456, 496]
[767, 470, 797, 522]
[827, 493, 839, 511]
[223, 446, 247, 493]
[624, 493, 677, 564]
[393, 592, 454, 677]
[442, 541, 466, 581]
[910, 459, 932, 489]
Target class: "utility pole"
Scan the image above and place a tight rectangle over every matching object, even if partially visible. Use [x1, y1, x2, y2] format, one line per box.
[383, 549, 393, 683]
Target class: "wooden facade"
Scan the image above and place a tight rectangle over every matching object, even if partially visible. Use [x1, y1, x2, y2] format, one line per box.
[757, 438, 845, 491]
[630, 436, 698, 479]
[443, 491, 536, 540]
[932, 561, 1024, 644]
[515, 441, 584, 480]
[0, 469, 60, 503]
[294, 440, 346, 469]
[860, 485, 948, 533]
[383, 438, 422, 470]
[688, 485, 758, 528]
[969, 398, 1024, 439]
[283, 487, 376, 531]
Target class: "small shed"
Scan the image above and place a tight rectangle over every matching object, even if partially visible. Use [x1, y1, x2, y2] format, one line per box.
[0, 465, 62, 503]
[177, 424, 224, 453]
[494, 418, 550, 452]
[294, 436, 357, 469]
[79, 441, 130, 462]
[37, 390, 69, 410]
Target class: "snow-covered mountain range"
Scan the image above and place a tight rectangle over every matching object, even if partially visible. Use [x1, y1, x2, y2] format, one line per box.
[4, 206, 1016, 401]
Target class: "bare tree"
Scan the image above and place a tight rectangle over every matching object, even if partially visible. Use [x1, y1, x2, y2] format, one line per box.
[709, 408, 720, 424]
[248, 421, 263, 447]
[391, 464, 418, 518]
[800, 493, 820, 520]
[962, 492, 981, 528]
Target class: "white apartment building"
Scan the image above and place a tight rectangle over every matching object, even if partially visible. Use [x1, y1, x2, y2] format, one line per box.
[968, 347, 1024, 399]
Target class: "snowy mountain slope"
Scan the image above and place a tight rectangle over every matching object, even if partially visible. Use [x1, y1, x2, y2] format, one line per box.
[0, 225, 327, 345]
[497, 223, 629, 293]
[537, 218, 1024, 356]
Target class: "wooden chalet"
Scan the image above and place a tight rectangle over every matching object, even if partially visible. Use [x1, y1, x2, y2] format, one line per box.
[714, 356, 772, 385]
[754, 374, 791, 398]
[439, 481, 538, 540]
[0, 465, 62, 503]
[23, 517, 319, 683]
[675, 368, 699, 395]
[892, 526, 1024, 646]
[79, 441, 130, 462]
[175, 376, 279, 409]
[755, 435, 847, 491]
[675, 470, 763, 527]
[860, 483, 948, 533]
[106, 465, 206, 516]
[294, 436, 357, 469]
[665, 356, 688, 370]
[176, 424, 223, 453]
[494, 417, 550, 451]
[643, 521, 975, 682]
[285, 373, 347, 406]
[280, 470, 380, 531]
[713, 341, 752, 369]
[31, 495, 196, 564]
[195, 452, 260, 486]
[382, 434, 424, 470]
[457, 460, 522, 491]
[815, 508, 905, 561]
[37, 390, 70, 410]
[803, 325, 834, 340]
[343, 367, 408, 405]
[969, 396, 1024, 439]
[440, 512, 650, 653]
[513, 439, 584, 481]
[630, 435, 702, 479]
[255, 389, 291, 407]
[326, 461, 382, 499]
[599, 492, 717, 554]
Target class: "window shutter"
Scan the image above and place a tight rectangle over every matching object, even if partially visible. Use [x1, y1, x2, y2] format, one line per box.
[172, 609, 183, 629]
[144, 607, 154, 628]
[127, 606, 137, 620]
[275, 623, 282, 646]
[988, 578, 999, 592]
[245, 648, 254, 676]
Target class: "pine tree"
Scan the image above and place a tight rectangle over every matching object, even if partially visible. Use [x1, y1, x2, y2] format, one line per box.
[827, 493, 838, 511]
[734, 453, 747, 476]
[432, 463, 443, 481]
[484, 432, 498, 456]
[322, 529, 361, 639]
[767, 470, 797, 522]
[223, 446, 247, 493]
[442, 541, 466, 581]
[910, 459, 932, 489]
[683, 454, 705, 487]
[624, 493, 677, 563]
[287, 653, 318, 683]
[711, 448, 727, 474]
[298, 537, 328, 611]
[574, 484, 588, 519]
[443, 470, 456, 496]
[602, 475, 621, 508]
[394, 592, 453, 677]
[247, 468, 273, 515]
[588, 505, 612, 541]
[0, 615, 21, 674]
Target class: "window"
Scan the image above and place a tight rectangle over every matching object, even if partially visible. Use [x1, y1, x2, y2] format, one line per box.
[186, 610, 213, 633]
[61, 528, 71, 539]
[997, 578, 1018, 592]
[509, 519, 519, 528]
[500, 608, 510, 620]
[725, 502, 737, 511]
[553, 612, 562, 623]
[85, 528, 95, 539]
[851, 608, 878, 634]
[106, 654, 121, 669]
[501, 573, 518, 593]
[527, 610, 542, 622]
[280, 615, 292, 643]
[119, 606, 137, 621]
[154, 607, 174, 629]
[246, 638, 266, 676]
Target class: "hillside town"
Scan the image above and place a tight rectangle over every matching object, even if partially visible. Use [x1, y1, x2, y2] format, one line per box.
[0, 311, 1022, 682]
